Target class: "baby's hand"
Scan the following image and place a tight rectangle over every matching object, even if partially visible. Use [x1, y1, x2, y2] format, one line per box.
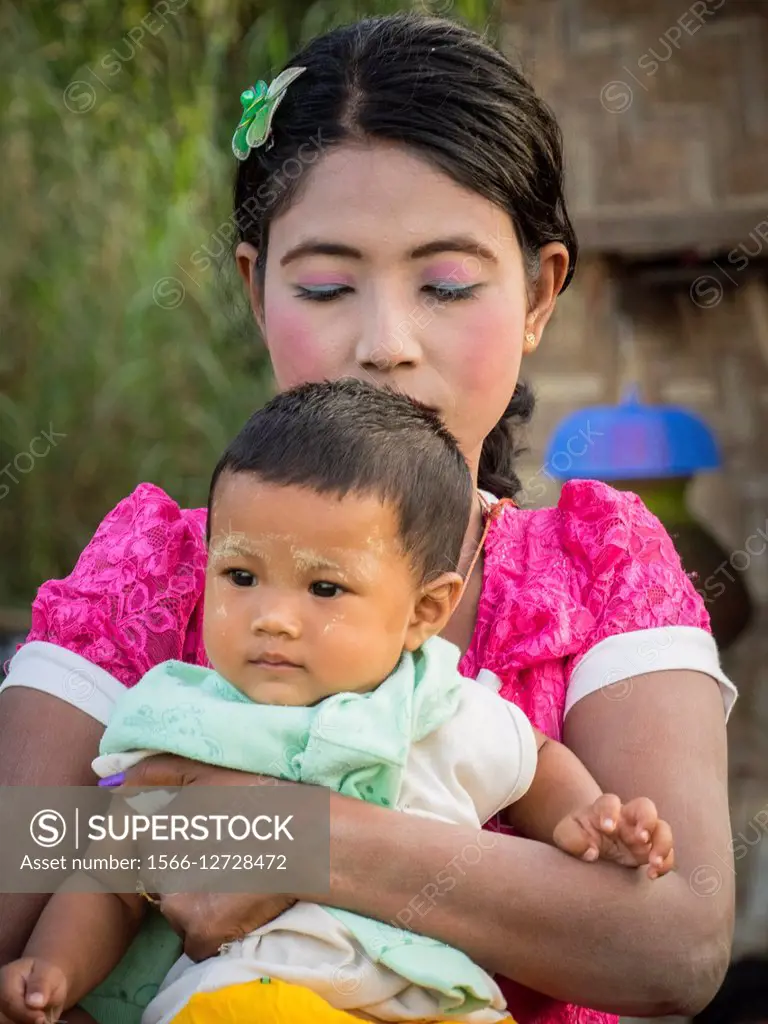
[552, 794, 675, 879]
[0, 958, 68, 1024]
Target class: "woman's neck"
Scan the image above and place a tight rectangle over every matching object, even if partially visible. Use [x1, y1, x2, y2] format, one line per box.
[440, 494, 487, 655]
[457, 495, 486, 575]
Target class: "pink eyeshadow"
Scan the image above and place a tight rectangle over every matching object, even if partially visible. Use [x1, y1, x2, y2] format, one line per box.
[295, 272, 355, 287]
[423, 261, 479, 283]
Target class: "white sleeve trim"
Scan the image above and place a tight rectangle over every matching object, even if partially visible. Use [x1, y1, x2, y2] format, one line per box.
[491, 700, 539, 815]
[0, 641, 125, 726]
[564, 626, 737, 721]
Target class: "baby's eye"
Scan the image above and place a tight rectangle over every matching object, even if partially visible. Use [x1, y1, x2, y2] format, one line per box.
[310, 581, 345, 598]
[226, 569, 256, 587]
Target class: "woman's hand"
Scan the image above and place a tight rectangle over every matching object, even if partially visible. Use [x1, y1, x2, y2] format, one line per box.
[102, 755, 296, 961]
[159, 892, 297, 962]
[98, 753, 281, 791]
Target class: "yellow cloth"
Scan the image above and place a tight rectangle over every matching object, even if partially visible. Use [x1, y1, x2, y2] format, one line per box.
[168, 977, 517, 1023]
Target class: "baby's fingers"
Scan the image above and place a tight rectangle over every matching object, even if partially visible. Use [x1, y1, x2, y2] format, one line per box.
[553, 814, 600, 861]
[24, 963, 66, 1024]
[588, 793, 623, 836]
[618, 796, 659, 847]
[0, 965, 43, 1024]
[646, 818, 675, 879]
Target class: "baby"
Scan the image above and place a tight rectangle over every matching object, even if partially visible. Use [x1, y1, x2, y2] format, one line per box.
[0, 379, 674, 1024]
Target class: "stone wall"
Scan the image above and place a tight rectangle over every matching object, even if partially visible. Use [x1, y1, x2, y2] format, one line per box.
[500, 0, 768, 986]
[501, 0, 768, 249]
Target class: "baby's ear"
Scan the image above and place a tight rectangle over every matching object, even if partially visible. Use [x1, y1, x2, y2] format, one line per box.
[404, 571, 464, 651]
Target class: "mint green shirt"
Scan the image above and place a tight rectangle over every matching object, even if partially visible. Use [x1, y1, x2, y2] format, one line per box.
[99, 636, 501, 1016]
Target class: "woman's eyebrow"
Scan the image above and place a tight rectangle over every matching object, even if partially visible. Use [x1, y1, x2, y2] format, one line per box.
[280, 235, 497, 266]
[409, 235, 498, 262]
[281, 240, 363, 265]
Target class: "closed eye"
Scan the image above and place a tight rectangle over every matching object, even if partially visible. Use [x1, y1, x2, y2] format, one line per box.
[423, 283, 480, 302]
[294, 285, 353, 302]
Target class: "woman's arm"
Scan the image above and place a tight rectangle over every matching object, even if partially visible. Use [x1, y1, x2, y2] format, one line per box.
[0, 484, 206, 966]
[125, 669, 732, 1015]
[311, 669, 732, 1016]
[0, 689, 104, 964]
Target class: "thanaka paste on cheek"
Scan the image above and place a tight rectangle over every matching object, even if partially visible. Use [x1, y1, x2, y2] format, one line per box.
[321, 613, 345, 636]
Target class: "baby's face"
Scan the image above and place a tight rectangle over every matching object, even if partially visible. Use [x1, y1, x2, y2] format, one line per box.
[203, 474, 421, 705]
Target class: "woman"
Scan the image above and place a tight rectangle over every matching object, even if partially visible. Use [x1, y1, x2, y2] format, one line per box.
[0, 12, 736, 1023]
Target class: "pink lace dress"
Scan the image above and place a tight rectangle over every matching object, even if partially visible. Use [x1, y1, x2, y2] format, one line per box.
[5, 479, 735, 1024]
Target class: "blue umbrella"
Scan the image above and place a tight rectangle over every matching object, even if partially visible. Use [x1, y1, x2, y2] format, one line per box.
[545, 385, 721, 481]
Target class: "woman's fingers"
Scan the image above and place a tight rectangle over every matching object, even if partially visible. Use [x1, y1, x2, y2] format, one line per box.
[99, 754, 280, 790]
[99, 755, 204, 790]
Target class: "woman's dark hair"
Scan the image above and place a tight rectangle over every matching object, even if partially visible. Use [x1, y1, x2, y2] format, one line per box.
[208, 378, 474, 581]
[233, 12, 578, 499]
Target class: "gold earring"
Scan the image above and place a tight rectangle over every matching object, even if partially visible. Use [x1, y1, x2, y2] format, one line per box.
[524, 331, 537, 353]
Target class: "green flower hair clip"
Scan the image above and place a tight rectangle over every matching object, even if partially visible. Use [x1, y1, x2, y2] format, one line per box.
[232, 66, 307, 161]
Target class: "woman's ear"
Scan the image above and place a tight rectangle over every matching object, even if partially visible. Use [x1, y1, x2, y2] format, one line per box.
[235, 241, 265, 333]
[404, 572, 465, 652]
[526, 241, 570, 341]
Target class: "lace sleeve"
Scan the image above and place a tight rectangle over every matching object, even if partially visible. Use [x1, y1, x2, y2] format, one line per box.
[21, 483, 208, 687]
[560, 479, 711, 661]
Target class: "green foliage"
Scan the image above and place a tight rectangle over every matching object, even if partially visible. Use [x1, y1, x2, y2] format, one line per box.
[0, 0, 496, 609]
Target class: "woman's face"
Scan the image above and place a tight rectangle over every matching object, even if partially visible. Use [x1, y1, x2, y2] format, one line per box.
[237, 140, 568, 478]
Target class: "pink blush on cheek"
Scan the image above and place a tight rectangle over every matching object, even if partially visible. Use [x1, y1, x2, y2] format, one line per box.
[456, 306, 520, 389]
[263, 304, 331, 386]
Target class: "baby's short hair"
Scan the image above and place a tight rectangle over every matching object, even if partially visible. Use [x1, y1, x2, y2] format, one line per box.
[207, 378, 474, 581]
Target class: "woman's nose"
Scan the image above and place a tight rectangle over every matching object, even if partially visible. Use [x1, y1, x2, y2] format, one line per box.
[355, 302, 423, 371]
